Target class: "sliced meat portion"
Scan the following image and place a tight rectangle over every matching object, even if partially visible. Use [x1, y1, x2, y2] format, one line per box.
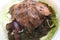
[7, 0, 53, 40]
[9, 0, 51, 29]
[35, 2, 51, 16]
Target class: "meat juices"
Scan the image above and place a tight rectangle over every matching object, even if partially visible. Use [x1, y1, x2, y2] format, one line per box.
[6, 0, 55, 40]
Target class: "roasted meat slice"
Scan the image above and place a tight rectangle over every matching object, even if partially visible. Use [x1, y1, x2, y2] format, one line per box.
[9, 0, 52, 33]
[6, 0, 54, 40]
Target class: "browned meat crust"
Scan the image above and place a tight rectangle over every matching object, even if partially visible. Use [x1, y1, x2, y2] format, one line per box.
[6, 0, 55, 40]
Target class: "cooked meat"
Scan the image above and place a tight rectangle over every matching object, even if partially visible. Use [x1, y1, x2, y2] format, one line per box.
[6, 0, 55, 40]
[9, 0, 52, 33]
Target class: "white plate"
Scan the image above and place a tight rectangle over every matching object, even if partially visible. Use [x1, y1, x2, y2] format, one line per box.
[0, 0, 60, 40]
